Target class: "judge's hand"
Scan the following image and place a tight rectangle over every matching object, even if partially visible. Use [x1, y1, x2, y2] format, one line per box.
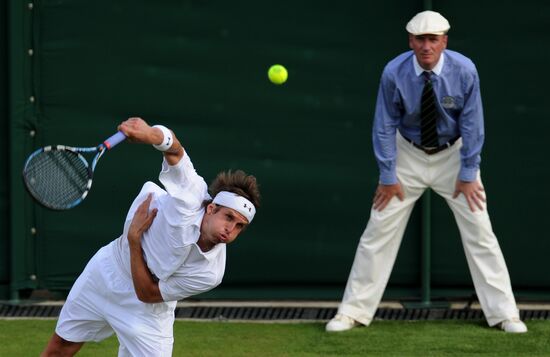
[373, 183, 404, 211]
[453, 180, 486, 212]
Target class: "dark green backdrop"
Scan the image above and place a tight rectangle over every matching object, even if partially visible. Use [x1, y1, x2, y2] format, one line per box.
[1, 0, 9, 299]
[3, 0, 549, 301]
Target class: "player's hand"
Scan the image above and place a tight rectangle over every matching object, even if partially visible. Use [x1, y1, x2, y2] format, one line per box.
[118, 117, 158, 144]
[453, 180, 485, 212]
[128, 194, 158, 245]
[373, 183, 404, 211]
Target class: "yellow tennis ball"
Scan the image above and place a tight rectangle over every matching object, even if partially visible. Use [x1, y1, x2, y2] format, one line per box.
[268, 64, 288, 85]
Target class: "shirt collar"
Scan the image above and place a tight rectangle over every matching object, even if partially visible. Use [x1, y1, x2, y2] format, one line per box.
[413, 51, 445, 76]
[194, 240, 224, 259]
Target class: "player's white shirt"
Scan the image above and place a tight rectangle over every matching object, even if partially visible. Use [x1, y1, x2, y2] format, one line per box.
[111, 152, 226, 302]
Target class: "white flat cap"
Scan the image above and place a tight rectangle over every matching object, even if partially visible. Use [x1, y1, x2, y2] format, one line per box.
[406, 10, 450, 35]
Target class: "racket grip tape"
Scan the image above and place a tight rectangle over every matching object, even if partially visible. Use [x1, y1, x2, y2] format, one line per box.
[103, 131, 127, 149]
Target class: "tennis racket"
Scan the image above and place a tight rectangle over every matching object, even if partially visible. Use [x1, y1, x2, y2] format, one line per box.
[22, 131, 127, 210]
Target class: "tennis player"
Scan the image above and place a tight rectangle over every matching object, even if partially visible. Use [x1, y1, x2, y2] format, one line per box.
[41, 117, 261, 356]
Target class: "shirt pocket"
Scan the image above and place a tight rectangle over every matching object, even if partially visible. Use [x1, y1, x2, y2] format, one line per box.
[440, 95, 463, 118]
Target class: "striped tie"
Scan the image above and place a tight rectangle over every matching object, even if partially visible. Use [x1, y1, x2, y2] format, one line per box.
[420, 71, 439, 147]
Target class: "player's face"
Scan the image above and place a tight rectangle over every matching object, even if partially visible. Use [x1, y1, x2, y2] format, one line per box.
[201, 204, 249, 247]
[409, 34, 447, 70]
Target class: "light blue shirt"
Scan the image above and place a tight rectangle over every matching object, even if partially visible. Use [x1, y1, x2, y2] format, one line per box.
[373, 49, 484, 184]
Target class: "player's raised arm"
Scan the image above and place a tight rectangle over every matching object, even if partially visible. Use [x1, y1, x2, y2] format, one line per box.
[118, 117, 184, 165]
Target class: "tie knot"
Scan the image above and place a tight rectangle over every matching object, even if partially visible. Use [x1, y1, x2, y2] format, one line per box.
[422, 71, 432, 82]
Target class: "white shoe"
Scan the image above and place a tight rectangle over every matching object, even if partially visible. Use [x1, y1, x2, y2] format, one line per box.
[500, 318, 528, 333]
[325, 314, 360, 332]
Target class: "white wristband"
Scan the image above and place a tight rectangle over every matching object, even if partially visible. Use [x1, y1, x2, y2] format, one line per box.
[152, 125, 173, 152]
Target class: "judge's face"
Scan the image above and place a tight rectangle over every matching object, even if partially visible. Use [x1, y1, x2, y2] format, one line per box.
[409, 34, 448, 70]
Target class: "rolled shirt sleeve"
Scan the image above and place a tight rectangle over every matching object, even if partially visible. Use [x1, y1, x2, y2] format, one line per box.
[373, 70, 402, 185]
[457, 68, 484, 182]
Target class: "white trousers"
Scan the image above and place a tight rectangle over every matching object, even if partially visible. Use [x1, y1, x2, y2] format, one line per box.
[56, 243, 176, 357]
[338, 133, 519, 327]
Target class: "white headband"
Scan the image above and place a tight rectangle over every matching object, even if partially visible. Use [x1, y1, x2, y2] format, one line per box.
[212, 191, 256, 223]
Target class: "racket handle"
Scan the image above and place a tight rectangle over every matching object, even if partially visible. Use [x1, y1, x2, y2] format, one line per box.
[103, 131, 127, 150]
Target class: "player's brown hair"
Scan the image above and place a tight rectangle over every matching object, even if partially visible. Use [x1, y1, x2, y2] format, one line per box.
[207, 170, 261, 209]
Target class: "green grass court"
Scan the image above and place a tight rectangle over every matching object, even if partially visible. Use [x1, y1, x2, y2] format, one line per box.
[2, 319, 550, 356]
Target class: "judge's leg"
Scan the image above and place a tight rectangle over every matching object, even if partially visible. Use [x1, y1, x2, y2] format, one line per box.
[334, 138, 428, 327]
[431, 143, 521, 327]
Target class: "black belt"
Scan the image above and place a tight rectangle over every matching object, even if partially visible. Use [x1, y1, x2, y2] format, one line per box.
[402, 135, 460, 155]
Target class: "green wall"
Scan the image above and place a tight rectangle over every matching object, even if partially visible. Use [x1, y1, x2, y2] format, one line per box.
[1, 0, 9, 298]
[430, 1, 550, 297]
[3, 0, 549, 300]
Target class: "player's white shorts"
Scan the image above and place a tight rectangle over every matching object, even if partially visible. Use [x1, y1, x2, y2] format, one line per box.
[56, 243, 177, 357]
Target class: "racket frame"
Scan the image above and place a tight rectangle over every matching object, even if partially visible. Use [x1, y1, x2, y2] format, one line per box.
[22, 131, 126, 210]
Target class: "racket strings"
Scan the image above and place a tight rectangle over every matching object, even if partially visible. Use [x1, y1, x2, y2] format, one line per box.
[24, 150, 91, 209]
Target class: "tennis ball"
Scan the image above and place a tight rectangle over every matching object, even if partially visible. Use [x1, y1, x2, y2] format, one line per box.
[268, 64, 288, 85]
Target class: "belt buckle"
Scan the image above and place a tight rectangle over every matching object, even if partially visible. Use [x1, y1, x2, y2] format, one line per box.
[422, 146, 439, 155]
[420, 137, 458, 155]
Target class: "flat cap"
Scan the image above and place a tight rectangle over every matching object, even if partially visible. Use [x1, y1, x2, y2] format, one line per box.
[406, 10, 450, 35]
